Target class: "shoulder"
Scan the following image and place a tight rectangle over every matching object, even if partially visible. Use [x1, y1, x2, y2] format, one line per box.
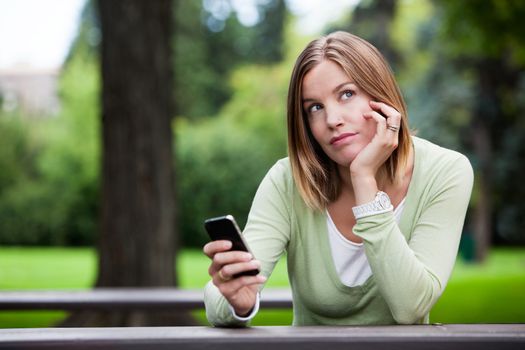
[253, 157, 295, 202]
[413, 136, 473, 175]
[271, 157, 292, 173]
[412, 136, 474, 195]
[265, 157, 293, 185]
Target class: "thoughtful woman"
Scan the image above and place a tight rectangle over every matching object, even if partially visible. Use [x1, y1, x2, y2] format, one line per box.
[203, 31, 473, 326]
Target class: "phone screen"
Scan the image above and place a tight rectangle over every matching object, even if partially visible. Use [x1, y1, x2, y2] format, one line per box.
[204, 215, 259, 277]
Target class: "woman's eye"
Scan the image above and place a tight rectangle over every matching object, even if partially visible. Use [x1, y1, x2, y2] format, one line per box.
[309, 104, 322, 113]
[341, 90, 354, 100]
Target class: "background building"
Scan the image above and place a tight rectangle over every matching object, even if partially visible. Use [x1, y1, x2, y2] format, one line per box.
[0, 65, 60, 116]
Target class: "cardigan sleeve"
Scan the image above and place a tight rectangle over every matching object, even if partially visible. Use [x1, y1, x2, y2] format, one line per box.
[204, 160, 292, 327]
[353, 154, 473, 324]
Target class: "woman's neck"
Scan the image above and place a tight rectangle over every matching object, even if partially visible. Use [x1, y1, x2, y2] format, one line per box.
[337, 164, 390, 197]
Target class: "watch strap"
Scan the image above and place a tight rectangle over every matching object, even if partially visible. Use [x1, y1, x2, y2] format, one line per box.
[352, 191, 393, 220]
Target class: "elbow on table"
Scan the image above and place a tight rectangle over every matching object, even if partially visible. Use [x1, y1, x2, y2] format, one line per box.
[391, 273, 443, 324]
[391, 307, 426, 325]
[390, 295, 435, 324]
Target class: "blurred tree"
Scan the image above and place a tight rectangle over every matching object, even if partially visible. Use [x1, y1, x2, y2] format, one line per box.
[0, 37, 100, 247]
[0, 0, 288, 249]
[404, 0, 525, 260]
[173, 0, 287, 119]
[62, 0, 189, 326]
[60, 0, 288, 120]
[176, 62, 288, 246]
[0, 116, 33, 198]
[336, 0, 401, 70]
[97, 0, 186, 325]
[438, 0, 525, 256]
[0, 114, 47, 245]
[235, 0, 286, 63]
[64, 0, 100, 63]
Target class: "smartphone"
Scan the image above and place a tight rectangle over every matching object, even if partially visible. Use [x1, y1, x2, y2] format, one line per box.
[204, 215, 260, 277]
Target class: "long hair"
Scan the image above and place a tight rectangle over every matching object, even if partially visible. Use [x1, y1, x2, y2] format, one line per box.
[287, 31, 411, 210]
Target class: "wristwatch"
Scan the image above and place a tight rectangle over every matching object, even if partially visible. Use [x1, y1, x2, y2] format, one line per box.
[352, 191, 393, 219]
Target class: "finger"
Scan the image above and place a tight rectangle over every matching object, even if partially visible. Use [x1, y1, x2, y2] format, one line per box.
[363, 110, 399, 152]
[363, 111, 387, 134]
[213, 250, 253, 266]
[203, 240, 232, 258]
[370, 101, 402, 131]
[216, 274, 267, 296]
[386, 125, 400, 133]
[369, 100, 401, 119]
[208, 250, 254, 277]
[218, 269, 231, 282]
[220, 260, 261, 280]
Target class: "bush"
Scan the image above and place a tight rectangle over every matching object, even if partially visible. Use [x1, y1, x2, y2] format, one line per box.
[0, 54, 100, 246]
[176, 118, 283, 247]
[175, 63, 288, 247]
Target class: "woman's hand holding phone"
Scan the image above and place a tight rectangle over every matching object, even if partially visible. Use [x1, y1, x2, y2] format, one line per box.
[203, 216, 266, 317]
[203, 240, 266, 316]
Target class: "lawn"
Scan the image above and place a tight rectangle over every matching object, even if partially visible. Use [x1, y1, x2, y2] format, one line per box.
[430, 248, 525, 323]
[0, 247, 523, 327]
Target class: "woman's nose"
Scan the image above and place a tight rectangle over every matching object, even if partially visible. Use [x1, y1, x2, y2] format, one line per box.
[325, 106, 345, 128]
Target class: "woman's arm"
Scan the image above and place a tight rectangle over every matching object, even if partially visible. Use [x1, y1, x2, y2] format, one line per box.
[204, 160, 292, 327]
[353, 154, 473, 324]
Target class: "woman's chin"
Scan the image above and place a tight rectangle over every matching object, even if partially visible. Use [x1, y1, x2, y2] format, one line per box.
[325, 148, 360, 168]
[333, 155, 356, 169]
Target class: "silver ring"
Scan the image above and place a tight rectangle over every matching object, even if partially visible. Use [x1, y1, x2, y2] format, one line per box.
[387, 125, 400, 132]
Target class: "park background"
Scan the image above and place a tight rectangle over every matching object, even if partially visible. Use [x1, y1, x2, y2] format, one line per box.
[0, 0, 524, 327]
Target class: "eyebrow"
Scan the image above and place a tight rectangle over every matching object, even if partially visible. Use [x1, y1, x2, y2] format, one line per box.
[302, 81, 356, 104]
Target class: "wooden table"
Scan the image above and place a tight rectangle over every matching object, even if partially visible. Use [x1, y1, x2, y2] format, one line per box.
[0, 324, 523, 349]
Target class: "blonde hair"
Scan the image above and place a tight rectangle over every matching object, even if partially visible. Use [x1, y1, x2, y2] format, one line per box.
[287, 31, 412, 210]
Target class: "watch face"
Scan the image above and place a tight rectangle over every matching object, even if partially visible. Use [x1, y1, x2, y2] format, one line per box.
[378, 192, 391, 209]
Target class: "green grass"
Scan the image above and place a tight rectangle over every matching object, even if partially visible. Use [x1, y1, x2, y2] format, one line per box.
[0, 247, 97, 328]
[430, 247, 525, 323]
[0, 247, 292, 327]
[0, 247, 523, 327]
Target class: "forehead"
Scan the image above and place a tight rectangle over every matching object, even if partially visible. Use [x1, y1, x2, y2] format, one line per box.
[301, 60, 352, 97]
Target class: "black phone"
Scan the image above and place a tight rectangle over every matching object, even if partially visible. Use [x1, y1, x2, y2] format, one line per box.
[204, 215, 260, 277]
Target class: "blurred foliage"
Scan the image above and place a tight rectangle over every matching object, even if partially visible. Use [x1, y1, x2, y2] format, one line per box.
[406, 0, 525, 244]
[176, 63, 288, 246]
[0, 0, 288, 247]
[173, 0, 286, 119]
[336, 0, 401, 70]
[0, 35, 100, 246]
[0, 0, 101, 245]
[0, 115, 36, 193]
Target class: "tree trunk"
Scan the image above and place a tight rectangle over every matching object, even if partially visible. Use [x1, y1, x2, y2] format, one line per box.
[97, 0, 176, 290]
[468, 57, 513, 262]
[61, 0, 194, 326]
[471, 120, 491, 262]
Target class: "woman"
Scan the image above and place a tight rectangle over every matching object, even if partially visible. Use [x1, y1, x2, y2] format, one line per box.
[203, 31, 473, 326]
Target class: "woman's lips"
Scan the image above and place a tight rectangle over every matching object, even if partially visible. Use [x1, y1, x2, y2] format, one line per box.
[330, 132, 357, 145]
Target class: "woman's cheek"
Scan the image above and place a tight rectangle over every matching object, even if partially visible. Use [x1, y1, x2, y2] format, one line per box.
[361, 121, 376, 142]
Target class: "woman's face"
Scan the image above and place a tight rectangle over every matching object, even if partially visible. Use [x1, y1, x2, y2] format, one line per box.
[301, 59, 376, 167]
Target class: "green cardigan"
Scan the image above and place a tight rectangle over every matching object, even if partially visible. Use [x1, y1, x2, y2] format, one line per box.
[204, 137, 474, 326]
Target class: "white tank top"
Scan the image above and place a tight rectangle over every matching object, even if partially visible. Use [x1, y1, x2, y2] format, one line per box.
[326, 198, 406, 287]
